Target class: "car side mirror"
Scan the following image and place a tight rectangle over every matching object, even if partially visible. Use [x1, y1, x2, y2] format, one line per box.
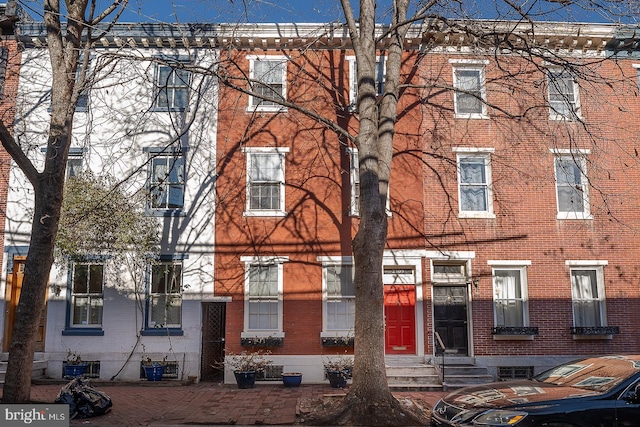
[630, 384, 640, 403]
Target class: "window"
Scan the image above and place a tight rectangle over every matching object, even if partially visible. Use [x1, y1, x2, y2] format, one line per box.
[66, 148, 85, 179]
[455, 148, 494, 218]
[148, 261, 182, 329]
[75, 55, 91, 112]
[552, 150, 590, 219]
[431, 260, 470, 284]
[569, 264, 607, 328]
[70, 262, 104, 327]
[248, 56, 287, 111]
[0, 47, 7, 100]
[147, 149, 185, 212]
[348, 56, 385, 108]
[243, 147, 289, 216]
[451, 61, 488, 117]
[348, 147, 390, 217]
[547, 69, 580, 120]
[154, 64, 190, 111]
[241, 256, 288, 338]
[491, 264, 529, 328]
[325, 263, 355, 332]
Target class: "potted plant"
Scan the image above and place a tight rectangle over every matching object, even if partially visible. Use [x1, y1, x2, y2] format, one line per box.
[141, 355, 166, 381]
[63, 350, 88, 378]
[224, 351, 272, 389]
[281, 372, 303, 387]
[323, 354, 353, 388]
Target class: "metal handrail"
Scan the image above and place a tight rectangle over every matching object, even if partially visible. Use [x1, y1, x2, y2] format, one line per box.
[434, 331, 446, 384]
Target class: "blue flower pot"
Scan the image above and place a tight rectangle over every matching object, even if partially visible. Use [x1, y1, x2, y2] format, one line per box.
[281, 373, 302, 387]
[144, 364, 165, 381]
[63, 363, 88, 378]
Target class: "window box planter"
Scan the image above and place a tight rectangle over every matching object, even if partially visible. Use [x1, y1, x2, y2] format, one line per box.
[570, 326, 620, 336]
[321, 336, 354, 347]
[281, 372, 303, 387]
[492, 326, 539, 336]
[241, 337, 284, 347]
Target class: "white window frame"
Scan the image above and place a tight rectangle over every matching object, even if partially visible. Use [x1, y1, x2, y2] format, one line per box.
[547, 68, 581, 120]
[632, 64, 640, 90]
[454, 147, 495, 219]
[430, 259, 472, 284]
[148, 260, 183, 329]
[566, 261, 608, 328]
[154, 63, 190, 111]
[347, 55, 386, 109]
[348, 147, 390, 217]
[70, 261, 105, 327]
[242, 147, 289, 217]
[488, 261, 531, 329]
[247, 55, 288, 112]
[318, 256, 355, 337]
[551, 149, 591, 220]
[450, 59, 489, 119]
[240, 256, 288, 339]
[147, 149, 186, 212]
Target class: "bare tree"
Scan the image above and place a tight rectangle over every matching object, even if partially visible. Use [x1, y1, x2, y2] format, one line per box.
[0, 0, 128, 404]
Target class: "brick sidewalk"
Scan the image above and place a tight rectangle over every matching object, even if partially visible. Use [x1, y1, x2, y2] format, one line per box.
[14, 381, 447, 426]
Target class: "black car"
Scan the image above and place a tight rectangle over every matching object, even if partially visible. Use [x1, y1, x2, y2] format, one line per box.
[431, 355, 640, 427]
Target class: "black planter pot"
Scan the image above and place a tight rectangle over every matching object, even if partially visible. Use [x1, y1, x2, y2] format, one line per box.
[326, 370, 348, 388]
[234, 370, 257, 389]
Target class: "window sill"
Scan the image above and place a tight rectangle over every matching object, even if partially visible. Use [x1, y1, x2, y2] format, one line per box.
[141, 328, 184, 336]
[151, 107, 188, 113]
[243, 210, 287, 217]
[246, 106, 287, 113]
[549, 114, 582, 122]
[557, 212, 593, 220]
[147, 209, 185, 217]
[454, 113, 489, 120]
[62, 328, 105, 336]
[459, 212, 495, 219]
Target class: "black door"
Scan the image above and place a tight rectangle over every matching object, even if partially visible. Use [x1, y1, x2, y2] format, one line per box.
[433, 286, 468, 356]
[201, 302, 226, 381]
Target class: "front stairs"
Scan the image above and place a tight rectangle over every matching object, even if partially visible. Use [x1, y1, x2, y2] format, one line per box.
[386, 355, 494, 391]
[0, 352, 47, 384]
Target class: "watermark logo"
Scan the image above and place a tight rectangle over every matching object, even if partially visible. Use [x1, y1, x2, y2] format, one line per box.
[1, 405, 68, 426]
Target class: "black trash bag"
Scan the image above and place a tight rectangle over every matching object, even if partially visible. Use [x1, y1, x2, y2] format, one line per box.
[54, 377, 112, 419]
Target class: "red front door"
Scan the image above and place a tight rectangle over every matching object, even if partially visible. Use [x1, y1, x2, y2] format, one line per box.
[384, 285, 416, 354]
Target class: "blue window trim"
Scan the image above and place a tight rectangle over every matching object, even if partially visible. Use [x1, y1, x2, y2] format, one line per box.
[143, 254, 187, 334]
[63, 257, 106, 335]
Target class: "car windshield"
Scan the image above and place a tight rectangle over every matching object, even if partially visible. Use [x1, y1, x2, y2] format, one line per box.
[534, 356, 640, 392]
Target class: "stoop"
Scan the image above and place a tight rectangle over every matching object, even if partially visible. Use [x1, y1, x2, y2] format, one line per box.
[385, 355, 443, 391]
[0, 352, 47, 384]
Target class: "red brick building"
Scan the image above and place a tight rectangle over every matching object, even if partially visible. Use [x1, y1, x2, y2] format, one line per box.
[213, 21, 640, 384]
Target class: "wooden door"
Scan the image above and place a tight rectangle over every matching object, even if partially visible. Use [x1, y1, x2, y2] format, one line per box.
[384, 285, 416, 354]
[433, 286, 468, 356]
[200, 302, 226, 381]
[4, 257, 47, 352]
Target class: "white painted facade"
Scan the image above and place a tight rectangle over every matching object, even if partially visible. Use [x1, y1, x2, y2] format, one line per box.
[1, 29, 219, 381]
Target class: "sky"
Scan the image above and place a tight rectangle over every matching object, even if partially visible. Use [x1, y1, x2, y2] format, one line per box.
[18, 0, 640, 25]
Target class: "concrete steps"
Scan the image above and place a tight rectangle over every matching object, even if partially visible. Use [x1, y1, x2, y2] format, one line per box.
[385, 356, 443, 391]
[0, 352, 47, 384]
[439, 364, 494, 390]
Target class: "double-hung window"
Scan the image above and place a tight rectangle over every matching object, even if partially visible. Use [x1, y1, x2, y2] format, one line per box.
[552, 149, 591, 220]
[348, 56, 385, 109]
[320, 259, 355, 334]
[568, 262, 608, 329]
[147, 148, 186, 213]
[70, 262, 104, 327]
[489, 262, 531, 329]
[248, 56, 287, 111]
[454, 148, 494, 218]
[547, 69, 580, 120]
[148, 261, 183, 329]
[154, 63, 190, 111]
[451, 60, 488, 118]
[66, 147, 85, 179]
[241, 256, 288, 339]
[243, 147, 288, 216]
